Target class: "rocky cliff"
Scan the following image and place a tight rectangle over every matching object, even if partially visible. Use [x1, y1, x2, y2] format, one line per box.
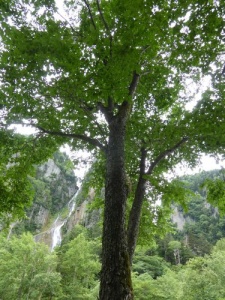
[11, 152, 78, 238]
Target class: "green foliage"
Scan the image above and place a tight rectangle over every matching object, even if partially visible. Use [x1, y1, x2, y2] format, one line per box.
[58, 229, 101, 299]
[0, 0, 224, 202]
[133, 250, 170, 279]
[30, 177, 52, 209]
[132, 269, 182, 300]
[132, 273, 156, 300]
[0, 232, 62, 299]
[160, 170, 225, 261]
[133, 238, 225, 299]
[0, 131, 58, 219]
[137, 201, 174, 247]
[0, 150, 78, 235]
[203, 177, 225, 214]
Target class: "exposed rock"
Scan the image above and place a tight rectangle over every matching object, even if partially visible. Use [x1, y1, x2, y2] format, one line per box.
[9, 152, 78, 239]
[171, 206, 187, 230]
[66, 200, 88, 232]
[30, 205, 50, 229]
[38, 158, 61, 179]
[34, 229, 52, 248]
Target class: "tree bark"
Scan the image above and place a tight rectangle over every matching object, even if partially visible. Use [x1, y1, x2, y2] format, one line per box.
[127, 176, 146, 263]
[99, 116, 133, 300]
[127, 148, 147, 263]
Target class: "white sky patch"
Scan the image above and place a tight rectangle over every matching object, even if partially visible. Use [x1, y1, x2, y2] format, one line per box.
[60, 145, 92, 187]
[184, 75, 212, 111]
[167, 154, 225, 179]
[9, 124, 38, 135]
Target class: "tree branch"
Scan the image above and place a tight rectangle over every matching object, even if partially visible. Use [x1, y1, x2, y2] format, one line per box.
[83, 0, 97, 30]
[97, 102, 114, 123]
[127, 147, 147, 262]
[36, 126, 107, 153]
[96, 0, 113, 60]
[96, 0, 110, 32]
[107, 96, 114, 112]
[129, 71, 140, 97]
[56, 11, 80, 37]
[78, 100, 107, 137]
[146, 137, 188, 175]
[139, 146, 148, 175]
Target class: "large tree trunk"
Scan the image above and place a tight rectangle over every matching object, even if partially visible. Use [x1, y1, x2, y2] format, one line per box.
[99, 117, 133, 300]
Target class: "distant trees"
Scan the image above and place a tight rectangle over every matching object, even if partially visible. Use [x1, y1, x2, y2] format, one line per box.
[0, 233, 62, 299]
[0, 228, 101, 300]
[58, 228, 100, 300]
[133, 239, 225, 300]
[1, 227, 225, 299]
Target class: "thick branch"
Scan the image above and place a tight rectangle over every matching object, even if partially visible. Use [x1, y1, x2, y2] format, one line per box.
[36, 126, 107, 153]
[117, 100, 131, 123]
[97, 102, 114, 123]
[107, 96, 114, 112]
[96, 0, 110, 32]
[129, 71, 140, 97]
[83, 0, 97, 30]
[127, 148, 147, 262]
[146, 137, 188, 175]
[139, 147, 147, 175]
[127, 138, 188, 262]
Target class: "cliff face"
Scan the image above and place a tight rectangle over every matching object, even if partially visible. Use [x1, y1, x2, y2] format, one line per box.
[7, 152, 102, 249]
[171, 206, 187, 230]
[13, 152, 78, 237]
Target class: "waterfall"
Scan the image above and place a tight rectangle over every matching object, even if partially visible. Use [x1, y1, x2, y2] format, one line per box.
[51, 216, 64, 250]
[51, 193, 77, 250]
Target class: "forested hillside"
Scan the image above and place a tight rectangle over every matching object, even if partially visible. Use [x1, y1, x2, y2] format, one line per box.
[157, 170, 225, 264]
[1, 166, 225, 299]
[1, 151, 78, 247]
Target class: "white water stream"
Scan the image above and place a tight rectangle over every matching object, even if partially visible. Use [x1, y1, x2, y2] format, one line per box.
[51, 194, 77, 250]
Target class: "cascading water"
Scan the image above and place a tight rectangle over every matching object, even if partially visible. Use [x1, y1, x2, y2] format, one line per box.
[51, 193, 77, 250]
[51, 216, 64, 250]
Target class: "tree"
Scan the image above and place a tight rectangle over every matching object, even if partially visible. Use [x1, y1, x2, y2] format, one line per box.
[1, 1, 225, 298]
[58, 230, 100, 299]
[0, 233, 62, 299]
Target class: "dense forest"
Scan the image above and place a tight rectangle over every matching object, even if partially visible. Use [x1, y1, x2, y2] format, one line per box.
[2, 227, 225, 300]
[1, 161, 225, 299]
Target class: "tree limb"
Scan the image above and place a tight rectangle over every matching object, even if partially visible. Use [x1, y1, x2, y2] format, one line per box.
[127, 147, 147, 262]
[97, 102, 114, 123]
[83, 0, 97, 30]
[96, 0, 113, 59]
[129, 71, 140, 97]
[146, 136, 188, 175]
[96, 0, 110, 32]
[55, 11, 80, 37]
[36, 126, 107, 153]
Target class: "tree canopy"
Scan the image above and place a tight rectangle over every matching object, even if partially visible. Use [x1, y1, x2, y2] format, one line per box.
[0, 0, 225, 299]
